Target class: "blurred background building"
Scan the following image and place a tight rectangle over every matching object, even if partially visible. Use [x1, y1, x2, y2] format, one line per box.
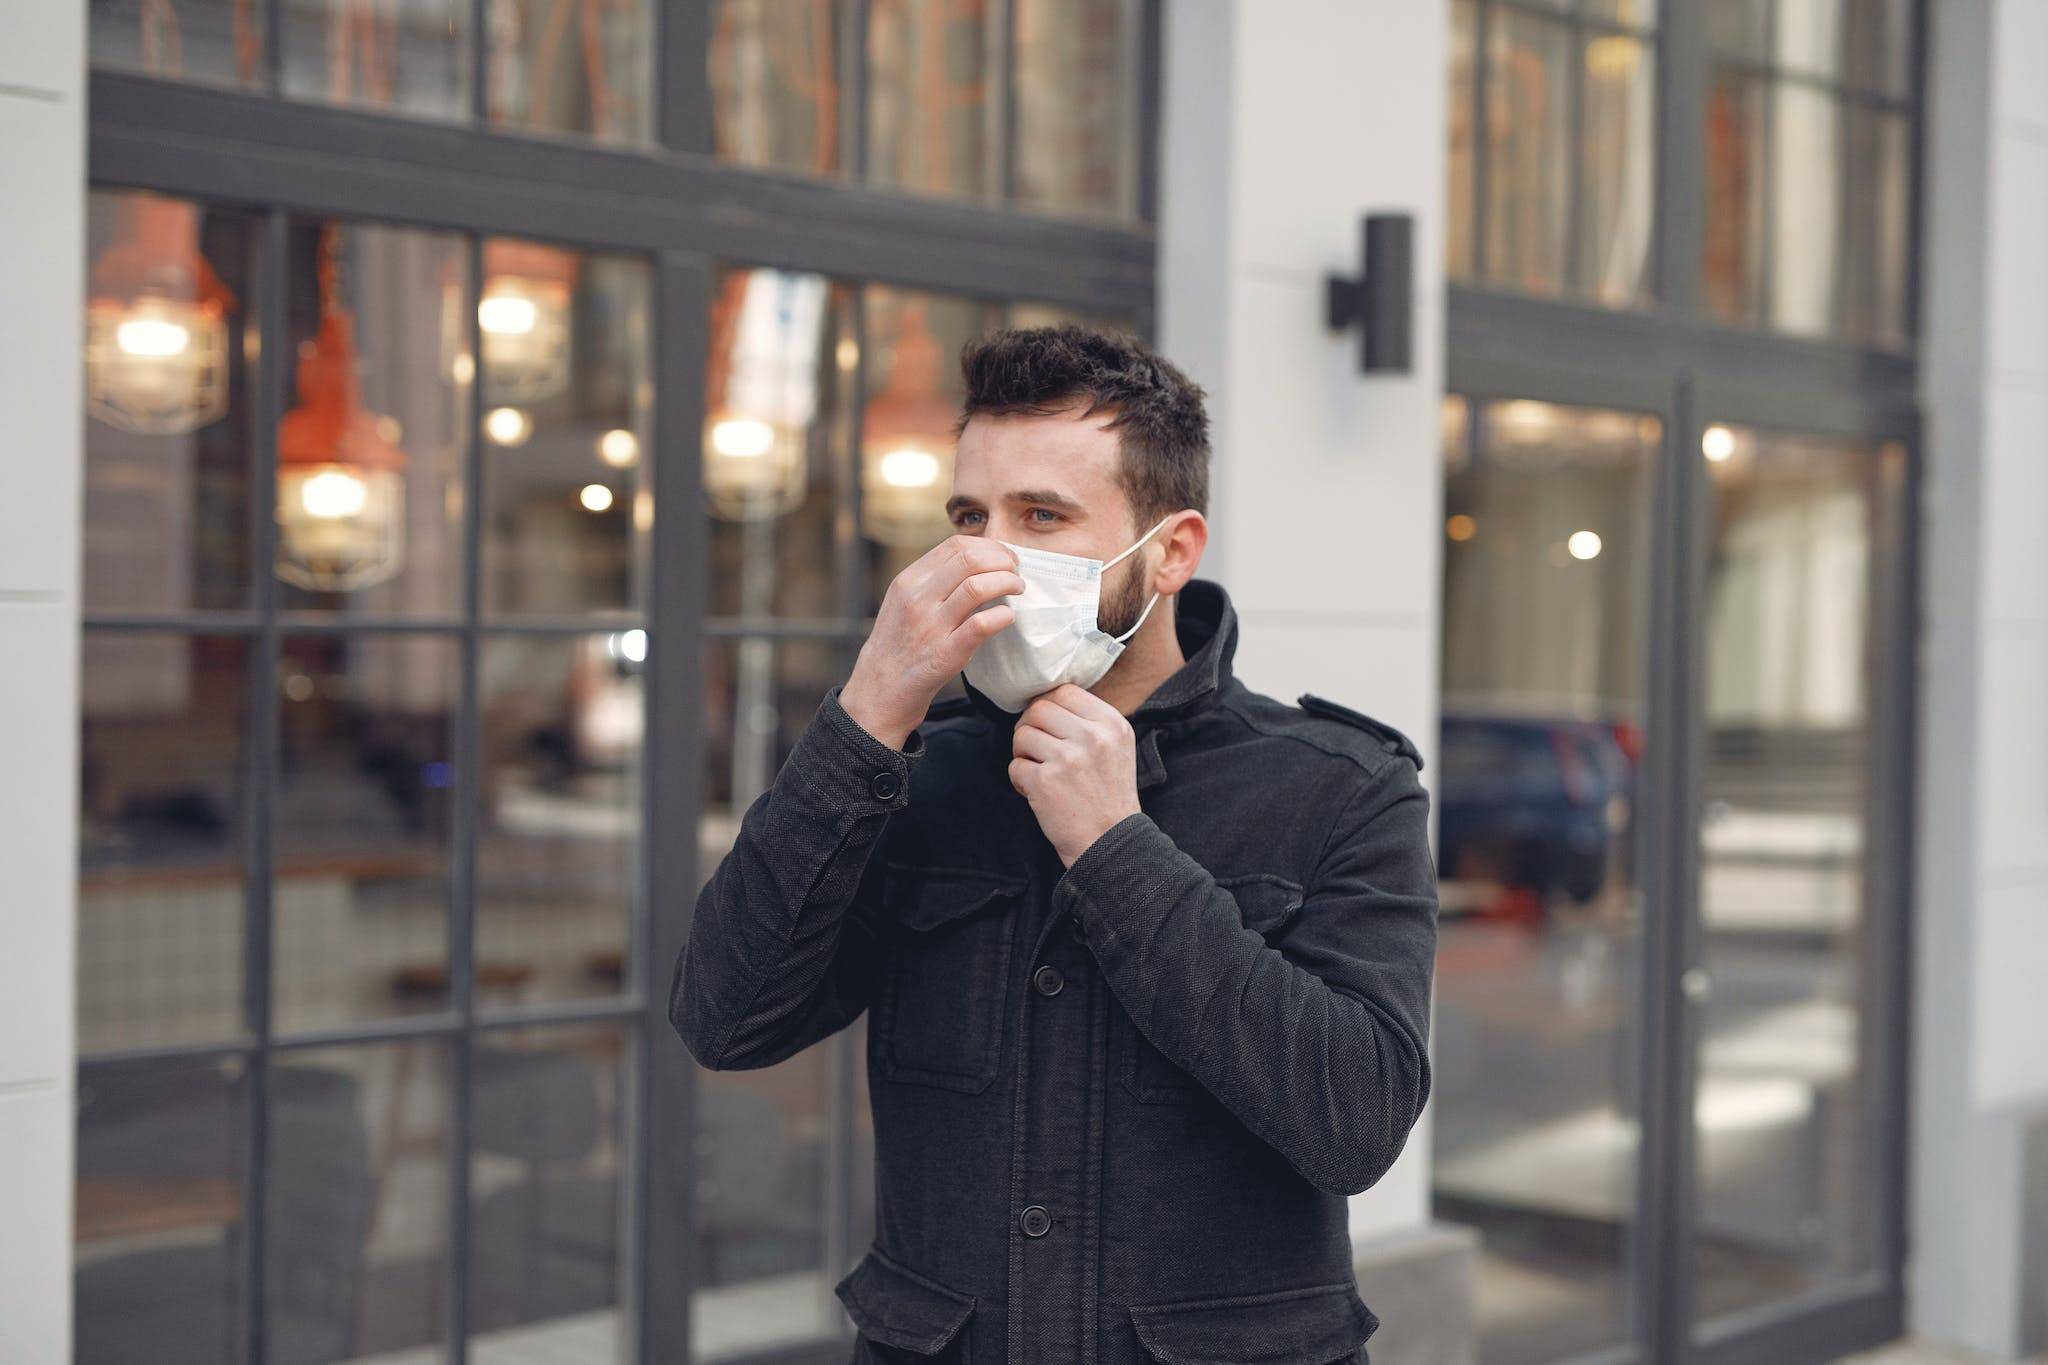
[0, 0, 2043, 1362]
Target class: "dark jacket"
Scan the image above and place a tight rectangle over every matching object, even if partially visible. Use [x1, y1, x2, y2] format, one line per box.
[670, 579, 1439, 1365]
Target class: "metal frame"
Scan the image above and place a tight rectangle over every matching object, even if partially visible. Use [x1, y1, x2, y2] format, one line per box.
[78, 3, 1162, 1362]
[1445, 3, 1926, 1361]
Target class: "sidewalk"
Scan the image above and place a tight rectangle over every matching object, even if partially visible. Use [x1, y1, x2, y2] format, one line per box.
[1842, 1345, 2047, 1365]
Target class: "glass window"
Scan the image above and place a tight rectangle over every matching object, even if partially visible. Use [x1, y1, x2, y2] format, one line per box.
[1434, 395, 1660, 1365]
[865, 0, 1001, 203]
[1700, 0, 1918, 347]
[1450, 0, 1657, 307]
[486, 0, 653, 145]
[91, 0, 268, 90]
[280, 0, 471, 121]
[1013, 0, 1141, 220]
[710, 0, 853, 177]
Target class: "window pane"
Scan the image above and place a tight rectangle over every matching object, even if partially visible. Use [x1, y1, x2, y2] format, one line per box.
[1013, 0, 1140, 220]
[710, 0, 851, 176]
[702, 637, 850, 861]
[487, 0, 652, 144]
[704, 268, 857, 620]
[1707, 0, 1913, 97]
[866, 0, 1000, 202]
[75, 1056, 250, 1365]
[1485, 11, 1573, 296]
[1701, 70, 1767, 326]
[272, 634, 459, 1035]
[476, 633, 642, 1007]
[281, 0, 470, 121]
[1580, 32, 1655, 306]
[480, 243, 651, 618]
[1434, 397, 1660, 1365]
[1582, 0, 1657, 25]
[79, 633, 249, 1055]
[860, 286, 1003, 611]
[1448, 0, 1478, 281]
[85, 192, 259, 615]
[91, 0, 267, 89]
[469, 1023, 628, 1357]
[1843, 104, 1912, 348]
[1692, 425, 1888, 1322]
[266, 1043, 452, 1361]
[279, 220, 468, 616]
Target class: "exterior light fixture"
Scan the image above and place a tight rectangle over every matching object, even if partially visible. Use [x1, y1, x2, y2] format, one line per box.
[702, 269, 826, 521]
[861, 298, 956, 548]
[443, 239, 579, 403]
[1325, 212, 1415, 373]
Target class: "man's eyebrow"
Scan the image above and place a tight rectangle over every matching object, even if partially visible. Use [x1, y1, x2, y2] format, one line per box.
[943, 493, 982, 517]
[1006, 488, 1086, 513]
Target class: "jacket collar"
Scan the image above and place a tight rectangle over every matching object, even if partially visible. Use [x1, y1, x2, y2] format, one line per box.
[957, 578, 1240, 763]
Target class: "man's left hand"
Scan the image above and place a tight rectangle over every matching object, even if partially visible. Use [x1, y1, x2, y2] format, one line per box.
[1009, 684, 1142, 866]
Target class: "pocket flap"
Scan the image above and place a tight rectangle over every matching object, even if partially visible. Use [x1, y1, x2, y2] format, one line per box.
[885, 863, 1027, 932]
[1128, 1280, 1377, 1365]
[833, 1246, 976, 1355]
[1218, 873, 1305, 934]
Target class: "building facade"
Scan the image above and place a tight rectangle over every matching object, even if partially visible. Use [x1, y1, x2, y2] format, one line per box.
[1, 1, 2044, 1363]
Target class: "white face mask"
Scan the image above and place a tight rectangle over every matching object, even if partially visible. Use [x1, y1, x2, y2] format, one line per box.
[962, 512, 1176, 713]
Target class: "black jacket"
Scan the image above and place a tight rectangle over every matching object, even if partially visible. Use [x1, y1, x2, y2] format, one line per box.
[670, 579, 1439, 1365]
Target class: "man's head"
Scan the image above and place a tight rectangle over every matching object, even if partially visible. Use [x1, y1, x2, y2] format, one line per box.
[945, 324, 1211, 637]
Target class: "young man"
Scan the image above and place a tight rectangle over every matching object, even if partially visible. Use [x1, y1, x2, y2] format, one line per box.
[672, 325, 1438, 1365]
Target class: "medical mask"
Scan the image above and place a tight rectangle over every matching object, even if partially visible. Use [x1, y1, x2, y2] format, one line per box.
[962, 513, 1175, 713]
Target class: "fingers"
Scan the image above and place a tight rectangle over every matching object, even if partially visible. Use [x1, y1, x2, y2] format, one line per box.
[939, 568, 1026, 628]
[1044, 683, 1129, 729]
[1011, 723, 1057, 763]
[918, 534, 1019, 598]
[1018, 695, 1087, 740]
[940, 602, 1014, 665]
[1007, 756, 1036, 796]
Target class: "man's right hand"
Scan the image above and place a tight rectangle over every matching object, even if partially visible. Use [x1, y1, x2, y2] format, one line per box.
[839, 535, 1023, 750]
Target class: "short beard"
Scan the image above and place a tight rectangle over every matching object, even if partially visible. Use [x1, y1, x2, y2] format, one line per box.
[1095, 554, 1152, 640]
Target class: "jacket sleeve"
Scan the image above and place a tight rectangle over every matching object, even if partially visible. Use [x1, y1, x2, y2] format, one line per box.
[1054, 755, 1439, 1197]
[668, 686, 915, 1071]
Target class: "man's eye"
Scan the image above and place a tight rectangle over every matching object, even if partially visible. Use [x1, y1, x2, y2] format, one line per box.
[1027, 508, 1058, 524]
[956, 509, 986, 528]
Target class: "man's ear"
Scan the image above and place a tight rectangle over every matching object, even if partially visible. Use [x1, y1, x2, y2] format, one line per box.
[1153, 510, 1208, 596]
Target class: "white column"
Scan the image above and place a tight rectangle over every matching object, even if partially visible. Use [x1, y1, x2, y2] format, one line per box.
[1157, 0, 1450, 1247]
[0, 2, 86, 1362]
[1915, 0, 2048, 1356]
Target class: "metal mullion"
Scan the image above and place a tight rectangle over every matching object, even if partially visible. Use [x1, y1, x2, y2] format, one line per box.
[80, 1036, 262, 1071]
[446, 231, 486, 1365]
[472, 613, 650, 636]
[242, 204, 287, 1365]
[643, 250, 713, 1364]
[1135, 0, 1161, 225]
[1565, 17, 1587, 296]
[1473, 0, 1492, 280]
[842, 286, 870, 627]
[996, 0, 1017, 204]
[704, 617, 873, 640]
[1655, 0, 1706, 316]
[268, 1013, 468, 1051]
[263, 0, 282, 94]
[659, 0, 712, 154]
[475, 997, 646, 1032]
[469, 0, 486, 123]
[82, 611, 263, 633]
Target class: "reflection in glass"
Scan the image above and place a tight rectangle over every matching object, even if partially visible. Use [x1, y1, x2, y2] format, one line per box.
[281, 0, 470, 121]
[861, 286, 1002, 608]
[91, 0, 267, 89]
[280, 220, 467, 614]
[1579, 29, 1655, 306]
[710, 0, 850, 176]
[480, 244, 651, 617]
[1485, 11, 1572, 295]
[1691, 425, 1886, 1322]
[476, 634, 642, 1007]
[266, 1043, 451, 1361]
[1448, 1, 1478, 280]
[78, 633, 249, 1054]
[84, 192, 257, 614]
[1013, 0, 1139, 220]
[702, 637, 851, 868]
[1433, 397, 1658, 1365]
[866, 0, 999, 202]
[690, 1044, 837, 1360]
[704, 268, 855, 620]
[469, 1023, 627, 1356]
[1706, 0, 1913, 98]
[75, 1056, 250, 1365]
[486, 0, 651, 145]
[272, 634, 459, 1035]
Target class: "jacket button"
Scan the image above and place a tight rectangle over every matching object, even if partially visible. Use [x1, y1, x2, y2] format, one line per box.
[1032, 965, 1064, 997]
[1019, 1204, 1051, 1237]
[870, 771, 899, 801]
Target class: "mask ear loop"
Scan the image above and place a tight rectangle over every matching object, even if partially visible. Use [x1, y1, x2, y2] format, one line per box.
[1110, 587, 1163, 645]
[1101, 511, 1179, 571]
[1103, 512, 1178, 644]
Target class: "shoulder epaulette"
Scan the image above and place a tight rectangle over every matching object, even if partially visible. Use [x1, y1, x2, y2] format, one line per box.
[1297, 693, 1425, 771]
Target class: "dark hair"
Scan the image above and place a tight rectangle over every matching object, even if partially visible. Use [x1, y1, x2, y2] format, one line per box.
[953, 323, 1211, 527]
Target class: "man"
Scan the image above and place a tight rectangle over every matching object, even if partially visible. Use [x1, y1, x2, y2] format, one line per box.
[671, 324, 1438, 1365]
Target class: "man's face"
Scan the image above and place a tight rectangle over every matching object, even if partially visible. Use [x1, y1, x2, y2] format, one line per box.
[946, 404, 1151, 637]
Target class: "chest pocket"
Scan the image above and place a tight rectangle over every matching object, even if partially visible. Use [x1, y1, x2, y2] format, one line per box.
[1118, 873, 1305, 1105]
[875, 863, 1026, 1095]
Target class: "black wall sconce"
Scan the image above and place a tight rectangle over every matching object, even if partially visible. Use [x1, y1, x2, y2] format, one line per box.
[1325, 212, 1414, 373]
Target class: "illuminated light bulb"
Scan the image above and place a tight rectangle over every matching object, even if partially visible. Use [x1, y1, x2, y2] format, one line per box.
[580, 483, 615, 512]
[617, 629, 647, 663]
[478, 294, 538, 335]
[1702, 425, 1736, 462]
[451, 352, 476, 385]
[711, 417, 775, 459]
[1446, 514, 1477, 542]
[879, 448, 940, 489]
[117, 317, 191, 358]
[486, 406, 532, 445]
[301, 468, 369, 519]
[598, 428, 639, 467]
[1568, 530, 1604, 561]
